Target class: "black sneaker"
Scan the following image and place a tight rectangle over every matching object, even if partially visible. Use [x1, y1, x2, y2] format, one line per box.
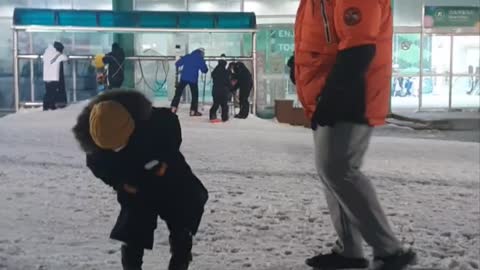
[373, 249, 417, 270]
[190, 111, 202, 117]
[305, 252, 369, 269]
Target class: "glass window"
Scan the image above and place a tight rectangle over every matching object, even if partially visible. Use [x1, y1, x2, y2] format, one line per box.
[189, 0, 241, 12]
[421, 75, 450, 108]
[255, 25, 296, 118]
[423, 35, 451, 75]
[451, 75, 480, 108]
[188, 33, 248, 57]
[391, 76, 421, 112]
[135, 0, 186, 11]
[393, 33, 422, 73]
[420, 34, 451, 109]
[391, 33, 422, 112]
[244, 0, 299, 16]
[257, 16, 295, 25]
[0, 0, 28, 17]
[73, 33, 113, 55]
[0, 19, 13, 110]
[452, 36, 480, 75]
[43, 0, 73, 9]
[134, 33, 177, 102]
[452, 36, 480, 109]
[73, 0, 111, 10]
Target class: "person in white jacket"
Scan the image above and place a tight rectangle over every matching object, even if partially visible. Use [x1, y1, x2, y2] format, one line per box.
[43, 41, 68, 110]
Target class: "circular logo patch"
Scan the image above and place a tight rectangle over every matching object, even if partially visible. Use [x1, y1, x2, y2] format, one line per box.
[344, 7, 362, 26]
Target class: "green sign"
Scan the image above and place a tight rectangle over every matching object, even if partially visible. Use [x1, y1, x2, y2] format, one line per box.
[255, 26, 295, 74]
[269, 29, 294, 54]
[424, 6, 480, 28]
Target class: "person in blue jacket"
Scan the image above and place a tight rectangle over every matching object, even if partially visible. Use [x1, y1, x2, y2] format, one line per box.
[171, 48, 208, 116]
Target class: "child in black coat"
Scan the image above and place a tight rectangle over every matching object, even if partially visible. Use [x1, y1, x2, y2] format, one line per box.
[72, 90, 208, 270]
[209, 55, 231, 122]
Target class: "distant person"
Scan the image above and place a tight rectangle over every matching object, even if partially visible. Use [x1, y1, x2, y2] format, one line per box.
[231, 62, 253, 119]
[393, 76, 405, 97]
[103, 43, 125, 89]
[467, 66, 480, 95]
[42, 41, 68, 111]
[72, 90, 208, 270]
[294, 0, 416, 269]
[227, 62, 236, 82]
[209, 54, 230, 123]
[405, 77, 413, 96]
[171, 48, 208, 116]
[287, 55, 295, 85]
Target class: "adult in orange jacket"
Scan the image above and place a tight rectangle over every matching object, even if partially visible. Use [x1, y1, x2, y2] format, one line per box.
[293, 1, 416, 269]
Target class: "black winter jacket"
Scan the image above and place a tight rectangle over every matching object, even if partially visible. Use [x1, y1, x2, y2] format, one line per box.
[103, 46, 125, 85]
[72, 91, 208, 241]
[232, 62, 253, 91]
[211, 60, 230, 99]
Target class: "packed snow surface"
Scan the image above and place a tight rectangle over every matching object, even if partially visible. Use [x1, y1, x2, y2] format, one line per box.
[0, 103, 479, 270]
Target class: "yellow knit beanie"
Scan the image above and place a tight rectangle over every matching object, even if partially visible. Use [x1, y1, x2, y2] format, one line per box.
[89, 101, 135, 150]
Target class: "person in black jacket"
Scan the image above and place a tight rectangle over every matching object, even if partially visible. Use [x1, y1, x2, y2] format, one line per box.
[103, 43, 125, 89]
[72, 90, 208, 270]
[232, 62, 253, 119]
[287, 55, 295, 85]
[209, 55, 230, 122]
[54, 42, 68, 108]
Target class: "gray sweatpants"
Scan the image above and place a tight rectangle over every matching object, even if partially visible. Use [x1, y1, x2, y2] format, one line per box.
[313, 122, 401, 258]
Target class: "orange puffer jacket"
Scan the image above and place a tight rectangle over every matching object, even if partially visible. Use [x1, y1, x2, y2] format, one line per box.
[294, 0, 393, 126]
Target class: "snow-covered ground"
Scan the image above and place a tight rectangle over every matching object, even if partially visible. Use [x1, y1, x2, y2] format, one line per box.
[0, 102, 479, 270]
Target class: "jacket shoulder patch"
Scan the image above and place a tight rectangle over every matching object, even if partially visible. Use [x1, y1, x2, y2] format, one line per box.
[343, 7, 362, 26]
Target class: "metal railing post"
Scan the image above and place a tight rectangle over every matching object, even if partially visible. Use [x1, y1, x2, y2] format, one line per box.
[448, 34, 454, 110]
[419, 4, 425, 111]
[29, 32, 34, 102]
[73, 61, 77, 103]
[252, 32, 257, 115]
[13, 30, 20, 112]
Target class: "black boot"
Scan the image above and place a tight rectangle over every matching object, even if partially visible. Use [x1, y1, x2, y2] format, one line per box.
[121, 244, 144, 270]
[168, 230, 193, 270]
[373, 248, 417, 270]
[305, 252, 369, 269]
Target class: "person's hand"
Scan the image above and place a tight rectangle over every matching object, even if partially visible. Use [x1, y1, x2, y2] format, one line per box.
[312, 96, 336, 129]
[123, 184, 138, 195]
[155, 162, 168, 177]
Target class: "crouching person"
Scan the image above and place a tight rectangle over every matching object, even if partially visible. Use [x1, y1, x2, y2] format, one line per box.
[72, 90, 208, 270]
